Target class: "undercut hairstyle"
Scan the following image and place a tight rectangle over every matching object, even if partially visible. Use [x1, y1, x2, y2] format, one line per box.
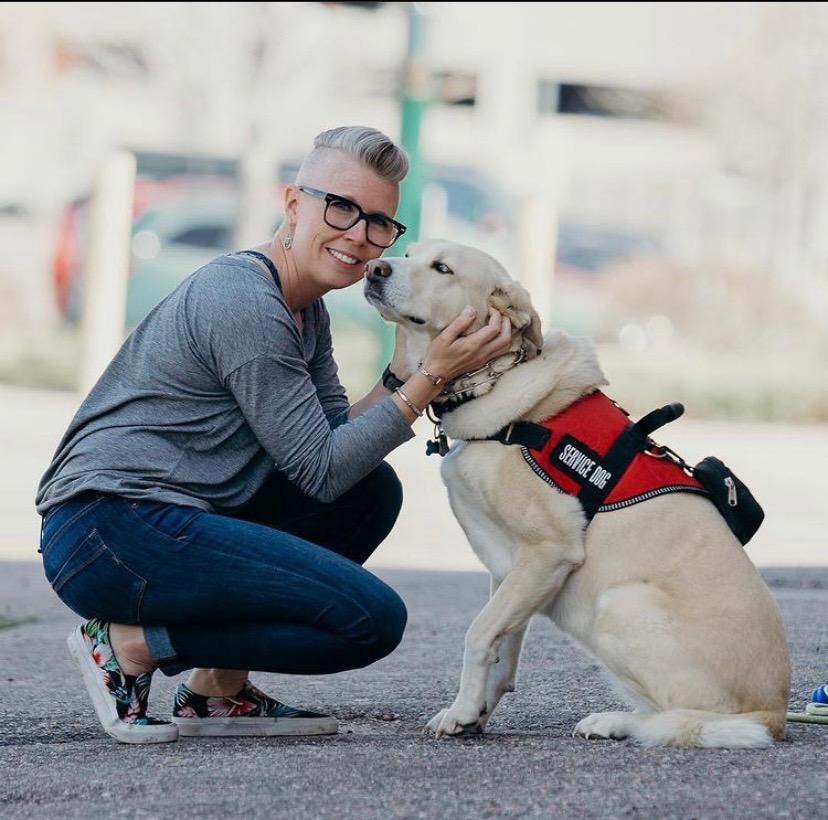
[298, 126, 409, 184]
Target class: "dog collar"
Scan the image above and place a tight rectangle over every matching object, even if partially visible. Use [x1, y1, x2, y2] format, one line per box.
[430, 349, 527, 417]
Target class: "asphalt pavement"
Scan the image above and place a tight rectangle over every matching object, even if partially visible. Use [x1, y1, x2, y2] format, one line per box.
[1, 562, 827, 819]
[2, 384, 828, 818]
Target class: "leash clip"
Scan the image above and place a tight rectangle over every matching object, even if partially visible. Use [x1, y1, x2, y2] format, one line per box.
[425, 405, 450, 457]
[644, 443, 692, 474]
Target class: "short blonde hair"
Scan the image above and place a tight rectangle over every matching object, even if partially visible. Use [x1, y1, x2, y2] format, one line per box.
[298, 126, 409, 184]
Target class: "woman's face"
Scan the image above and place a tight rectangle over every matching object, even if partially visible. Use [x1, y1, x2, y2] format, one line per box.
[286, 151, 402, 293]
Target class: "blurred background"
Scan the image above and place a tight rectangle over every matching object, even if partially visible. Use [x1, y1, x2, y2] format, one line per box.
[1, 2, 827, 568]
[1, 2, 827, 420]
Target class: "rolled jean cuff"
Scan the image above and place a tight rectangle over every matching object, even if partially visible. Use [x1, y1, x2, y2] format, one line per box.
[144, 624, 187, 677]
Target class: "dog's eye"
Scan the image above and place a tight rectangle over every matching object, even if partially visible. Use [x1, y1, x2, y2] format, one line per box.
[432, 261, 453, 275]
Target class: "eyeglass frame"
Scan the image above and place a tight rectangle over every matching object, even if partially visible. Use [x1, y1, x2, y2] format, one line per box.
[297, 185, 407, 249]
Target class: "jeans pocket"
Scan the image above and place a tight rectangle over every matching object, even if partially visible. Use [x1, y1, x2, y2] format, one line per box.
[46, 528, 146, 624]
[40, 494, 103, 559]
[124, 500, 203, 545]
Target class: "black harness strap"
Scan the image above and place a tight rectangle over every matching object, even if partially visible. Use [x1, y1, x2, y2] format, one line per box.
[572, 401, 686, 520]
[488, 420, 552, 450]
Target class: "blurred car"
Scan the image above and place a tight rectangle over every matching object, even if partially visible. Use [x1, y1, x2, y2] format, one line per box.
[52, 162, 516, 331]
[53, 174, 241, 326]
[125, 194, 239, 327]
[555, 221, 660, 275]
[550, 220, 664, 339]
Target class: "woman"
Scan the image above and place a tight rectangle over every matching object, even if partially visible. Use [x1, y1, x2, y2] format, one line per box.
[36, 125, 512, 744]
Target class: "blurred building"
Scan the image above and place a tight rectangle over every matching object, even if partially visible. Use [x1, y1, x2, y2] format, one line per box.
[1, 2, 826, 367]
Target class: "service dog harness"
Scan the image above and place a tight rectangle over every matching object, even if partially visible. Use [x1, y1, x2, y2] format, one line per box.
[428, 380, 764, 543]
[488, 391, 708, 522]
[430, 390, 709, 524]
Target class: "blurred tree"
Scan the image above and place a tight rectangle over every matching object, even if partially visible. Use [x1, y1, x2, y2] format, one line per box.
[682, 2, 828, 322]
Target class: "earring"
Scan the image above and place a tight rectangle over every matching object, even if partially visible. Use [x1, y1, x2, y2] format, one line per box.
[282, 234, 293, 250]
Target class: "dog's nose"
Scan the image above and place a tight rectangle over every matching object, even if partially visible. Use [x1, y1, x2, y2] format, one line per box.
[366, 259, 392, 279]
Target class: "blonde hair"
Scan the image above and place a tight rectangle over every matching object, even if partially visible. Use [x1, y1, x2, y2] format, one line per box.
[298, 126, 409, 184]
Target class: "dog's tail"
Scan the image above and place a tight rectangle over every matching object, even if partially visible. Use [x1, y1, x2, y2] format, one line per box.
[631, 708, 785, 748]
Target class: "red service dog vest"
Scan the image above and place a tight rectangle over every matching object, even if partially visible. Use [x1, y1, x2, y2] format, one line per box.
[520, 391, 707, 513]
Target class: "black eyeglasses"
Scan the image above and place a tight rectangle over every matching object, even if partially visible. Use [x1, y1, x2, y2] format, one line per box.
[298, 185, 407, 249]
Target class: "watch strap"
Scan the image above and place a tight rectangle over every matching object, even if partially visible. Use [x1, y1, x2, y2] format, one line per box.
[382, 364, 405, 392]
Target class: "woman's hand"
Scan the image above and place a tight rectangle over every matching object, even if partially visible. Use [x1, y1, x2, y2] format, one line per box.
[376, 306, 512, 425]
[422, 307, 513, 382]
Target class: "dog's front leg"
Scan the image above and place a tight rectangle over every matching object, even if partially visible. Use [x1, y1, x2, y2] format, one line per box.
[478, 574, 530, 730]
[478, 620, 530, 731]
[426, 553, 577, 738]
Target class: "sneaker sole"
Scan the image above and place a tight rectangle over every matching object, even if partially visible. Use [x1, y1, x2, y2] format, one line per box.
[172, 715, 339, 737]
[67, 627, 179, 745]
[805, 702, 828, 716]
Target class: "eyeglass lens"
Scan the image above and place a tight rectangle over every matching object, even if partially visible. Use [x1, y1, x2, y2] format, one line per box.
[325, 198, 399, 247]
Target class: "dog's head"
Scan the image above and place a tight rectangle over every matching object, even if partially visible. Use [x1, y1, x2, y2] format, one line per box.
[364, 239, 543, 367]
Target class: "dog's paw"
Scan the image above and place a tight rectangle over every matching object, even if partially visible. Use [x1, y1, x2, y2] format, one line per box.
[424, 705, 485, 739]
[572, 711, 632, 741]
[424, 709, 449, 735]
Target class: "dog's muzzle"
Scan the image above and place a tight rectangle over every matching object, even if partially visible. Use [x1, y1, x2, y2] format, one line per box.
[366, 259, 392, 280]
[364, 258, 392, 304]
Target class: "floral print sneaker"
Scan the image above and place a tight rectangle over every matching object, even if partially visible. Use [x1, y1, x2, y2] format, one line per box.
[172, 680, 339, 736]
[67, 619, 178, 744]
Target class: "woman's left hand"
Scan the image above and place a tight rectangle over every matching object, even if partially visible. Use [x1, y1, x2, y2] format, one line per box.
[422, 307, 513, 382]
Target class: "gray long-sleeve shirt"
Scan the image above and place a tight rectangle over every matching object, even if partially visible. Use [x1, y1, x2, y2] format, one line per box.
[35, 252, 413, 514]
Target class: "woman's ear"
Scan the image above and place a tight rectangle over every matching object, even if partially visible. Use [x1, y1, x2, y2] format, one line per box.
[489, 281, 544, 358]
[282, 184, 300, 228]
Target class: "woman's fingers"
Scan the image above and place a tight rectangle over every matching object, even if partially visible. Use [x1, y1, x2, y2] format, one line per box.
[439, 307, 478, 343]
[464, 308, 511, 355]
[482, 309, 513, 356]
[440, 306, 503, 345]
[425, 307, 515, 380]
[403, 315, 509, 381]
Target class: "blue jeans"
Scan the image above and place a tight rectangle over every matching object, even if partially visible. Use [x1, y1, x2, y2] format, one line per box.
[40, 463, 407, 677]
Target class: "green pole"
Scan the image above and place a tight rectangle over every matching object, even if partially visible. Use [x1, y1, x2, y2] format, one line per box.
[394, 2, 430, 248]
[380, 2, 431, 366]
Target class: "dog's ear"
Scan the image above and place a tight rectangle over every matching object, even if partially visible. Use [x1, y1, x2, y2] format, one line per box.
[489, 281, 543, 359]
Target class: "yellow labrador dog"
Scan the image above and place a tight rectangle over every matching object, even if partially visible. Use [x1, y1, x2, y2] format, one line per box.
[364, 239, 790, 748]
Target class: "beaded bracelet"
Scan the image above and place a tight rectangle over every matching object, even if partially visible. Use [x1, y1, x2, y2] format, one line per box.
[395, 387, 424, 417]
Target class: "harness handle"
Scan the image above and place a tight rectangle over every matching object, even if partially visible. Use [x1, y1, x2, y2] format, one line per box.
[632, 402, 684, 438]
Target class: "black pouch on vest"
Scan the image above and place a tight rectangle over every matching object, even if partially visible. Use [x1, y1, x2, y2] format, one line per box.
[692, 456, 764, 546]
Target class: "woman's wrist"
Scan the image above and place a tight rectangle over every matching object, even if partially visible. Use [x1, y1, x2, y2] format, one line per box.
[416, 361, 447, 388]
[394, 387, 424, 417]
[381, 364, 405, 393]
[383, 361, 449, 393]
[389, 370, 447, 423]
